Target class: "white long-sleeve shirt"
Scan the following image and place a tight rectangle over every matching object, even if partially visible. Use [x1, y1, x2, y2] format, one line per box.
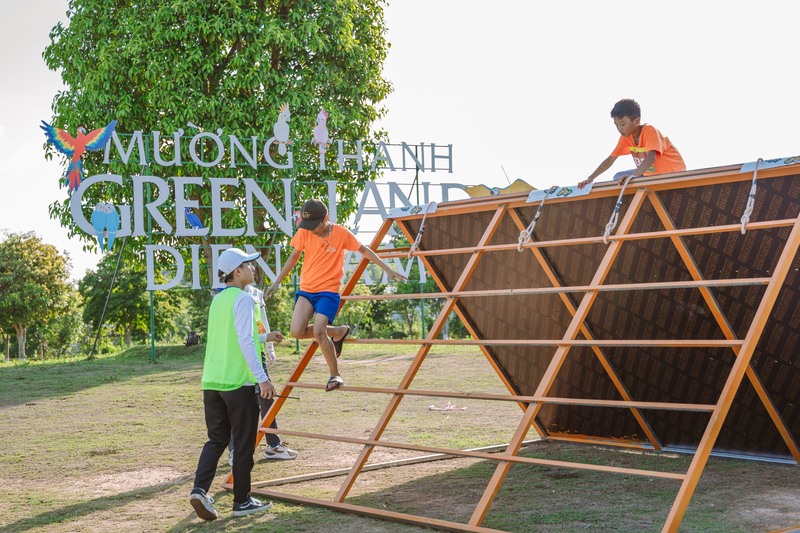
[231, 290, 269, 384]
[247, 286, 276, 361]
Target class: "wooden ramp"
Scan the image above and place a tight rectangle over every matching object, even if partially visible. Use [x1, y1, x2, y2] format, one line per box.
[229, 158, 800, 532]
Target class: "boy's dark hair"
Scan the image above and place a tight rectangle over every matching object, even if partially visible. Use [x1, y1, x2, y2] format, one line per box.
[610, 99, 641, 120]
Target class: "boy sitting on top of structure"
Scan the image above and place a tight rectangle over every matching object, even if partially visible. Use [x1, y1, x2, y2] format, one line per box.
[578, 98, 686, 188]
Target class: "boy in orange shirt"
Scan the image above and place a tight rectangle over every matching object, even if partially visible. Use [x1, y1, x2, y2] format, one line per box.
[265, 199, 406, 391]
[578, 99, 685, 189]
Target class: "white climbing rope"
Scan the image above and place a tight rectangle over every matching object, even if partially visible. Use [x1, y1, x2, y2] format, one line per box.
[408, 202, 436, 259]
[517, 186, 559, 252]
[603, 175, 634, 244]
[740, 158, 762, 235]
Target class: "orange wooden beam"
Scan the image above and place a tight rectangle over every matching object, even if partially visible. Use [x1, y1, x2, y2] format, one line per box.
[341, 277, 771, 301]
[374, 218, 795, 259]
[347, 338, 743, 348]
[508, 205, 661, 449]
[282, 381, 717, 411]
[256, 427, 685, 480]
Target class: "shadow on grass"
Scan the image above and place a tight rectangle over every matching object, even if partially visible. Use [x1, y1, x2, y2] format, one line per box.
[3, 473, 194, 533]
[0, 344, 205, 408]
[168, 504, 430, 533]
[244, 441, 763, 533]
[4, 466, 384, 533]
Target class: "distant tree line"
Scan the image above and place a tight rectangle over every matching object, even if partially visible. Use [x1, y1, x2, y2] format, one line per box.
[0, 232, 467, 362]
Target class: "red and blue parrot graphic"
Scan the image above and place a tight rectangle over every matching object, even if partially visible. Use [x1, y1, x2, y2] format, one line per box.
[40, 120, 118, 192]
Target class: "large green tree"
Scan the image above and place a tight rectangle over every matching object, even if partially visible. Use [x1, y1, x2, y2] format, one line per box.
[44, 0, 393, 285]
[0, 233, 74, 360]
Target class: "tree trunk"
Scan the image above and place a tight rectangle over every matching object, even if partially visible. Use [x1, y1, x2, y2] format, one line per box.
[442, 314, 451, 340]
[125, 329, 132, 347]
[404, 312, 415, 337]
[4, 335, 9, 363]
[14, 324, 26, 361]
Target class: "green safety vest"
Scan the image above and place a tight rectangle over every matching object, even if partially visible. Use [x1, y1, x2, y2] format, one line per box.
[201, 287, 259, 391]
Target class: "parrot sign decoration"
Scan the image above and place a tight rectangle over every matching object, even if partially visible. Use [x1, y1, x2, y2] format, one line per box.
[40, 119, 118, 192]
[40, 108, 459, 289]
[312, 108, 330, 169]
[90, 202, 120, 252]
[272, 103, 291, 156]
[184, 208, 204, 229]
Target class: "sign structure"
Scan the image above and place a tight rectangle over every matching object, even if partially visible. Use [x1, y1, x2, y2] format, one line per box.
[44, 108, 462, 290]
[740, 155, 800, 173]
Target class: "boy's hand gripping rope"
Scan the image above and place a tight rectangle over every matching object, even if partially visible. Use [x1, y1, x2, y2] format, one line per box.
[740, 158, 762, 234]
[518, 186, 559, 252]
[603, 175, 634, 244]
[408, 202, 437, 259]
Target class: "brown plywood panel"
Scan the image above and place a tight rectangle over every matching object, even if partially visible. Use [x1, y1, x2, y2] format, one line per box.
[396, 170, 800, 461]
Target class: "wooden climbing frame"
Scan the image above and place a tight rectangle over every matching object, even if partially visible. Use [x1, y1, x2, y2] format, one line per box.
[226, 161, 800, 532]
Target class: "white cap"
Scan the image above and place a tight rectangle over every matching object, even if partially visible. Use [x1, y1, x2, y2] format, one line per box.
[218, 248, 260, 276]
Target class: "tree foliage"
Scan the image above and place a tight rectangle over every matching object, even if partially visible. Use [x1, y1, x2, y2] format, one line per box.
[28, 286, 84, 358]
[79, 254, 187, 346]
[0, 232, 74, 360]
[44, 0, 393, 285]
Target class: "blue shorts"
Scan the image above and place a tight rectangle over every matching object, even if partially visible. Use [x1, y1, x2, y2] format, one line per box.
[295, 290, 341, 324]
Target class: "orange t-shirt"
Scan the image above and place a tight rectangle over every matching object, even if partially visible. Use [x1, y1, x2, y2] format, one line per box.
[611, 124, 686, 176]
[290, 224, 361, 293]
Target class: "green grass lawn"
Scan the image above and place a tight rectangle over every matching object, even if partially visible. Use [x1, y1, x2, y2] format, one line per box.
[1, 343, 798, 532]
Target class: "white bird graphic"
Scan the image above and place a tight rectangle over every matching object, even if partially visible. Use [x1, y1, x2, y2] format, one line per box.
[312, 107, 329, 168]
[273, 103, 291, 156]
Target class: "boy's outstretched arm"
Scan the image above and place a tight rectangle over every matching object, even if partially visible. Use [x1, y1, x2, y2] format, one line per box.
[578, 155, 617, 189]
[358, 244, 407, 282]
[264, 248, 302, 299]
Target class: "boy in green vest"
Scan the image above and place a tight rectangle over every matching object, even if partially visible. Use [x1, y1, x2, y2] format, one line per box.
[189, 248, 283, 521]
[227, 285, 297, 466]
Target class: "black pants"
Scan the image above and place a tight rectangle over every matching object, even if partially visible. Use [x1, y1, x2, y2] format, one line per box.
[228, 395, 280, 455]
[193, 386, 259, 503]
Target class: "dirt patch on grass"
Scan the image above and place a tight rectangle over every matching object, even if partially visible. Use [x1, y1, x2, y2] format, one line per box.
[67, 467, 185, 497]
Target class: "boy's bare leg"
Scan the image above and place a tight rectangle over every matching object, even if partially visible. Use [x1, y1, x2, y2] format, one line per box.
[289, 297, 344, 376]
[311, 314, 339, 377]
[289, 297, 317, 339]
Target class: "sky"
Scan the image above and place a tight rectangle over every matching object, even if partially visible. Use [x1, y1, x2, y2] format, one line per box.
[1, 1, 799, 281]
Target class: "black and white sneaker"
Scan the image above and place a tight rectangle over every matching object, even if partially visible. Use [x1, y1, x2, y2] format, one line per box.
[189, 488, 218, 521]
[232, 496, 272, 517]
[263, 443, 298, 460]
